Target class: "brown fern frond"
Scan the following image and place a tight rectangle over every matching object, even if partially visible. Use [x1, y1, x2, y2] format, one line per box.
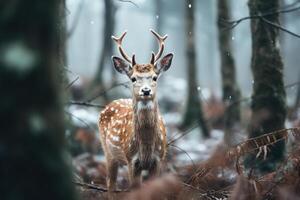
[227, 127, 300, 161]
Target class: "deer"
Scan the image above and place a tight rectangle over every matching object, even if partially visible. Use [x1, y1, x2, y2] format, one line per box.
[98, 29, 173, 192]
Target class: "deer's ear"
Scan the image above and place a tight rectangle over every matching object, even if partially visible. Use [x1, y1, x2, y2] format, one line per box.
[155, 53, 173, 74]
[112, 56, 132, 75]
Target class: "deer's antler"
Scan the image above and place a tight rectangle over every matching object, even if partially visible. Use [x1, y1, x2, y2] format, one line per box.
[112, 31, 132, 63]
[150, 29, 168, 64]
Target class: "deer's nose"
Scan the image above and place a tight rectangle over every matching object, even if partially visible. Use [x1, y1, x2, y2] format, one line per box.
[141, 87, 151, 96]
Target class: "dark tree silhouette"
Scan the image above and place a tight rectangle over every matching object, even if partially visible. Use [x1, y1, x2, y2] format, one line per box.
[246, 0, 287, 172]
[0, 1, 77, 199]
[295, 72, 300, 110]
[181, 0, 210, 138]
[58, 0, 69, 86]
[91, 0, 116, 98]
[217, 0, 241, 146]
[58, 0, 67, 68]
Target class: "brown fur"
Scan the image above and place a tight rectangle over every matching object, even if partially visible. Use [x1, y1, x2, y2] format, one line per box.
[133, 64, 153, 73]
[98, 98, 167, 192]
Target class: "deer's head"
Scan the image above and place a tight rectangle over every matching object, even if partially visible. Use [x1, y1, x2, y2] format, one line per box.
[111, 30, 173, 103]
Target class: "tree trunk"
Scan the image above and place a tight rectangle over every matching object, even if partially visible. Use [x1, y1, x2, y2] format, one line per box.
[91, 0, 116, 96]
[58, 0, 67, 68]
[246, 0, 287, 172]
[217, 0, 241, 146]
[181, 0, 210, 138]
[58, 0, 69, 86]
[295, 72, 300, 110]
[0, 1, 77, 199]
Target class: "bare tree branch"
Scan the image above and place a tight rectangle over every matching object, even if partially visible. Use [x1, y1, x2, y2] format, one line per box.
[260, 16, 300, 38]
[65, 110, 92, 129]
[169, 144, 197, 170]
[66, 101, 105, 108]
[74, 181, 128, 192]
[86, 81, 130, 102]
[168, 123, 199, 146]
[117, 0, 139, 8]
[220, 1, 300, 31]
[65, 76, 80, 89]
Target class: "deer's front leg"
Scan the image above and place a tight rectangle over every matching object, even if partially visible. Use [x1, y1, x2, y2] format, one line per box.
[106, 159, 119, 192]
[148, 157, 160, 178]
[128, 159, 142, 188]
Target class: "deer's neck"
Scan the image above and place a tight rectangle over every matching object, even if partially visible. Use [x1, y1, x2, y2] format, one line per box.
[132, 98, 159, 159]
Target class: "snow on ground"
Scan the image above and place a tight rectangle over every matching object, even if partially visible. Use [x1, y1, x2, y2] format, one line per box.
[67, 105, 100, 127]
[174, 128, 224, 165]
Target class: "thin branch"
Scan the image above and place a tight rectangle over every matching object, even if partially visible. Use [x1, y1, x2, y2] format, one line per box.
[117, 0, 139, 8]
[74, 181, 128, 192]
[220, 2, 300, 31]
[67, 100, 105, 108]
[67, 0, 86, 38]
[65, 110, 92, 129]
[169, 144, 197, 170]
[285, 80, 300, 88]
[86, 81, 130, 102]
[167, 123, 199, 146]
[65, 76, 80, 89]
[260, 16, 300, 38]
[64, 66, 78, 76]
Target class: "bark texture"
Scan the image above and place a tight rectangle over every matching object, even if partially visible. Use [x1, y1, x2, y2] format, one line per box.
[0, 1, 77, 199]
[181, 0, 210, 138]
[295, 72, 300, 110]
[246, 0, 287, 172]
[217, 0, 241, 146]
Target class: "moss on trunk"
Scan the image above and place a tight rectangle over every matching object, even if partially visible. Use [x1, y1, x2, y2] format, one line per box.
[246, 0, 287, 172]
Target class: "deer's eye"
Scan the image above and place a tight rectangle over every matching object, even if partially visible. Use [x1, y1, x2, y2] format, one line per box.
[152, 76, 157, 81]
[131, 77, 137, 83]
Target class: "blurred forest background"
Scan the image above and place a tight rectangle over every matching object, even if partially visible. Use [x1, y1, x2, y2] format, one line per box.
[1, 0, 300, 199]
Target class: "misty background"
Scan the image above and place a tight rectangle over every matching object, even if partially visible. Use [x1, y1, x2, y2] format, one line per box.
[66, 0, 300, 104]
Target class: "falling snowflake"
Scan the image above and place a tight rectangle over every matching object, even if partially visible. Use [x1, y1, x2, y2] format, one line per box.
[188, 4, 192, 8]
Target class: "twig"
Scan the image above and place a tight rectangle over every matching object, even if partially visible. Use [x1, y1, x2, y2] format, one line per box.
[65, 76, 80, 89]
[285, 80, 300, 88]
[169, 144, 197, 170]
[260, 16, 300, 38]
[65, 110, 92, 129]
[220, 2, 300, 31]
[167, 123, 199, 146]
[74, 181, 128, 192]
[67, 101, 105, 108]
[117, 0, 139, 8]
[86, 81, 130, 102]
[64, 66, 78, 76]
[181, 182, 205, 192]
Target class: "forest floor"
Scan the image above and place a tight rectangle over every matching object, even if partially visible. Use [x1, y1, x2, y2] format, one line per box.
[67, 80, 300, 199]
